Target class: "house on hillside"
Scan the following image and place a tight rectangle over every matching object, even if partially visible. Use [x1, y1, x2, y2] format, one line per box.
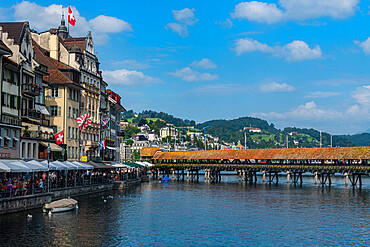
[244, 127, 261, 133]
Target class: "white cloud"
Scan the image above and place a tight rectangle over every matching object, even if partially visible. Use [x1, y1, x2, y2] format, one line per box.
[12, 1, 132, 45]
[165, 23, 188, 38]
[235, 38, 275, 55]
[215, 18, 233, 28]
[173, 8, 198, 26]
[165, 8, 197, 37]
[190, 58, 217, 69]
[260, 82, 295, 93]
[253, 101, 342, 121]
[352, 85, 370, 106]
[281, 40, 322, 61]
[102, 69, 157, 86]
[89, 15, 132, 33]
[231, 0, 359, 24]
[235, 38, 322, 61]
[232, 1, 283, 24]
[305, 91, 341, 98]
[169, 67, 219, 82]
[355, 38, 370, 55]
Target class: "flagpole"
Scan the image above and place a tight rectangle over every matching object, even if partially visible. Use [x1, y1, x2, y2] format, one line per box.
[67, 5, 70, 34]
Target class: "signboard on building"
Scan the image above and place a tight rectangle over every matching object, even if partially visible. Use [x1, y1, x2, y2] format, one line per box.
[81, 156, 87, 162]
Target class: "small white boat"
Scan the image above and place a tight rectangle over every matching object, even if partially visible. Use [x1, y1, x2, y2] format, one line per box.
[43, 198, 78, 213]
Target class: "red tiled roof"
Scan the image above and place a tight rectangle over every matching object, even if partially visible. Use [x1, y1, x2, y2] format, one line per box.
[152, 147, 370, 160]
[32, 40, 78, 84]
[141, 147, 162, 157]
[0, 22, 26, 44]
[64, 37, 86, 50]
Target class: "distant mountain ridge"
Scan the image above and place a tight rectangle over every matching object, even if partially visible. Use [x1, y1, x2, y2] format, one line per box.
[121, 110, 369, 148]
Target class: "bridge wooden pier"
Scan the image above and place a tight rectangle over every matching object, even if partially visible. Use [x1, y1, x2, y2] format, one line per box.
[141, 146, 370, 188]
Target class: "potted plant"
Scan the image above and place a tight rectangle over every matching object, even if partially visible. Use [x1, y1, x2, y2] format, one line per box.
[23, 127, 31, 137]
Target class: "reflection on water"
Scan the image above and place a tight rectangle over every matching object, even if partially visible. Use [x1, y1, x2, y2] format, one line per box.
[0, 175, 369, 246]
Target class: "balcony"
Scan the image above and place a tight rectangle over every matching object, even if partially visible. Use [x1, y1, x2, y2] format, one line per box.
[22, 83, 41, 96]
[22, 130, 55, 142]
[22, 109, 41, 120]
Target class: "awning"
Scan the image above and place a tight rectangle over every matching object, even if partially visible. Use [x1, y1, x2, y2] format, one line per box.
[35, 105, 50, 115]
[106, 146, 117, 150]
[87, 161, 114, 169]
[40, 142, 63, 151]
[124, 162, 145, 168]
[70, 161, 94, 170]
[111, 163, 131, 168]
[32, 160, 67, 171]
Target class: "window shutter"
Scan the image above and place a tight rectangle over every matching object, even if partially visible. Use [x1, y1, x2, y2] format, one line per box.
[17, 96, 21, 110]
[58, 106, 62, 116]
[15, 130, 19, 149]
[0, 128, 4, 147]
[9, 129, 13, 148]
[45, 88, 50, 97]
[58, 87, 62, 98]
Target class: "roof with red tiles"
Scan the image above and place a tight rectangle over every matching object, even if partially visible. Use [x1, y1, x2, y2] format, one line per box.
[152, 146, 370, 160]
[64, 37, 86, 50]
[32, 40, 79, 84]
[0, 22, 26, 44]
[141, 147, 162, 157]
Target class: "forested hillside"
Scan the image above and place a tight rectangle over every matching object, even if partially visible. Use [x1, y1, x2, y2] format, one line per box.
[121, 110, 368, 148]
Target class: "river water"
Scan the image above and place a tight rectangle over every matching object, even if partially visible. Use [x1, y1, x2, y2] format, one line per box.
[0, 175, 369, 246]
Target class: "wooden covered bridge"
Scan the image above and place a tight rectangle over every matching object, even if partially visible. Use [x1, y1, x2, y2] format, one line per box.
[141, 146, 370, 187]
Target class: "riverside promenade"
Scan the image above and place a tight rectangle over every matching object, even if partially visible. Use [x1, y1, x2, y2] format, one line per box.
[0, 160, 146, 215]
[143, 146, 370, 187]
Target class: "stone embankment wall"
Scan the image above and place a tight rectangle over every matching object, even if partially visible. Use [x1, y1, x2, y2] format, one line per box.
[0, 183, 114, 215]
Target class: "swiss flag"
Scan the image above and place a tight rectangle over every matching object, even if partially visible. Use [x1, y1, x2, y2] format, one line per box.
[54, 130, 64, 145]
[68, 6, 76, 26]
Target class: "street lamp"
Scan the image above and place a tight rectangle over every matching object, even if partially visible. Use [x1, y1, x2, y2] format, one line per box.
[62, 148, 65, 161]
[47, 143, 51, 192]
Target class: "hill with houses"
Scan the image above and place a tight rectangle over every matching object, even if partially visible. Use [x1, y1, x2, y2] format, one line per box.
[120, 110, 369, 152]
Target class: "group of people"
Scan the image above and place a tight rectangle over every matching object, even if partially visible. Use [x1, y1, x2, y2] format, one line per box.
[0, 168, 145, 198]
[0, 173, 46, 198]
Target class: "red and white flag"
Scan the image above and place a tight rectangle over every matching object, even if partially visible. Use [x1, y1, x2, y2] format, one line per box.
[68, 6, 76, 26]
[54, 130, 64, 145]
[76, 113, 92, 131]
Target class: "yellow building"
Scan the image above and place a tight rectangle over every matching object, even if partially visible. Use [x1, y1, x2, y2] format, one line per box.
[32, 18, 102, 160]
[33, 41, 83, 161]
[160, 125, 178, 139]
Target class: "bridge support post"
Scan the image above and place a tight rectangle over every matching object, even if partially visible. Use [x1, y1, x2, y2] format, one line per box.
[157, 169, 160, 180]
[287, 171, 290, 183]
[345, 173, 348, 187]
[238, 171, 241, 181]
[348, 174, 363, 188]
[262, 171, 266, 183]
[186, 170, 189, 180]
[314, 172, 318, 185]
[172, 170, 175, 179]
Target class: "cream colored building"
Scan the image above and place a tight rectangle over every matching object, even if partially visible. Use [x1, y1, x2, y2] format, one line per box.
[32, 18, 102, 161]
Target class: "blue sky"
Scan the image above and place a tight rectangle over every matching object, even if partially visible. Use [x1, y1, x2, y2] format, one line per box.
[2, 0, 370, 134]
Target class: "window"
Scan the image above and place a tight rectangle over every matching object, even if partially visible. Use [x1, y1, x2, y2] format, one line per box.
[50, 106, 59, 117]
[75, 128, 78, 139]
[72, 127, 74, 139]
[68, 127, 71, 139]
[68, 107, 71, 118]
[51, 87, 58, 98]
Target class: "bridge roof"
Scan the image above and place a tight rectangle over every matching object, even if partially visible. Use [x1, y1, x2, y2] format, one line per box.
[152, 146, 370, 160]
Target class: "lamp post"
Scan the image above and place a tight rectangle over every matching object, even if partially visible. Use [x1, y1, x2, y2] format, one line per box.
[62, 148, 65, 161]
[47, 143, 51, 192]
